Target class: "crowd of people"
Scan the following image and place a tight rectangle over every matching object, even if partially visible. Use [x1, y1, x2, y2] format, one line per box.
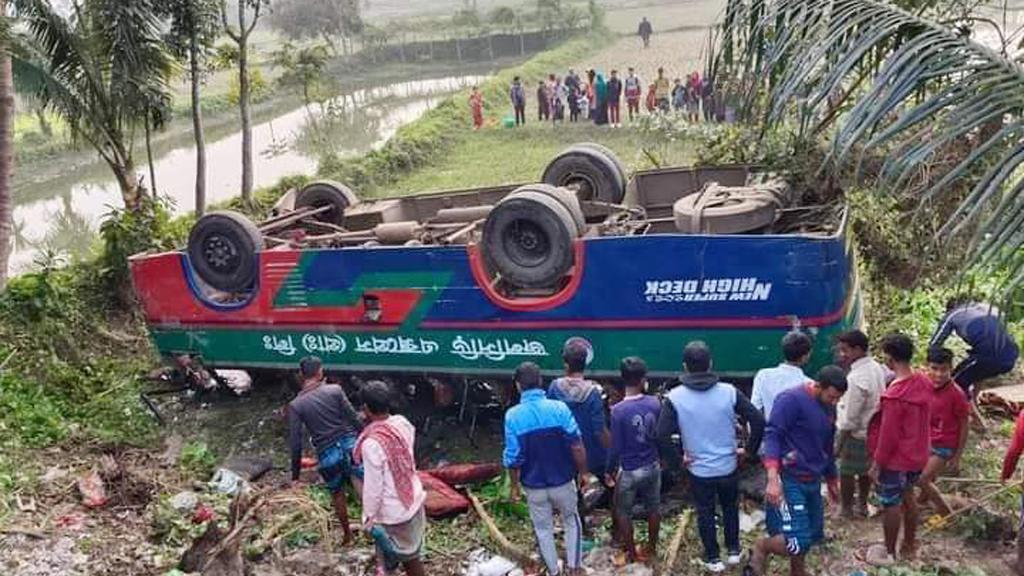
[468, 66, 725, 130]
[284, 297, 1021, 576]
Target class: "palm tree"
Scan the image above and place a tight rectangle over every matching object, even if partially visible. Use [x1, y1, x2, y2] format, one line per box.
[714, 0, 1024, 290]
[15, 0, 173, 211]
[0, 0, 13, 288]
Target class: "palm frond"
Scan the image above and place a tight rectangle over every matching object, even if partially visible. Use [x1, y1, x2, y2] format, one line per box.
[714, 0, 1024, 294]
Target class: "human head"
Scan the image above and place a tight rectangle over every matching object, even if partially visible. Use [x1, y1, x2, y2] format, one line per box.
[674, 78, 681, 85]
[658, 67, 665, 78]
[782, 331, 813, 365]
[361, 380, 393, 418]
[926, 347, 955, 388]
[945, 295, 972, 312]
[513, 75, 521, 83]
[611, 69, 618, 78]
[619, 356, 648, 392]
[628, 67, 635, 76]
[683, 341, 712, 373]
[814, 365, 848, 407]
[471, 85, 479, 92]
[836, 329, 869, 367]
[881, 333, 914, 369]
[549, 73, 555, 81]
[514, 361, 543, 391]
[563, 338, 590, 374]
[299, 356, 323, 382]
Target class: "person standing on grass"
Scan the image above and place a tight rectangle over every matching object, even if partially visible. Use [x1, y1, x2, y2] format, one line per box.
[835, 329, 887, 518]
[638, 17, 653, 48]
[537, 80, 551, 122]
[866, 333, 932, 567]
[752, 331, 813, 425]
[624, 67, 643, 122]
[658, 341, 764, 573]
[671, 78, 686, 112]
[288, 356, 364, 546]
[469, 86, 484, 130]
[1000, 407, 1024, 575]
[353, 381, 427, 576]
[505, 362, 592, 576]
[917, 347, 970, 517]
[607, 69, 623, 127]
[747, 366, 847, 576]
[929, 298, 1019, 399]
[593, 73, 609, 126]
[549, 338, 611, 534]
[606, 357, 661, 566]
[702, 73, 716, 123]
[586, 69, 597, 120]
[654, 68, 671, 112]
[510, 76, 527, 126]
[686, 72, 703, 123]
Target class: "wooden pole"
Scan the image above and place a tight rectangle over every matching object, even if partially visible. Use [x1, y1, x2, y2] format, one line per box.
[662, 509, 692, 575]
[467, 490, 535, 570]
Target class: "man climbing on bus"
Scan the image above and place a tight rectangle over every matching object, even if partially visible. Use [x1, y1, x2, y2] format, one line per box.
[929, 298, 1019, 398]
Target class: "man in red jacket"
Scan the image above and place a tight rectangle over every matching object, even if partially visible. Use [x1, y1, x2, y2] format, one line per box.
[867, 333, 932, 566]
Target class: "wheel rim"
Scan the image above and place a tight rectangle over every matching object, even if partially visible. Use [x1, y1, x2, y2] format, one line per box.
[203, 234, 242, 274]
[503, 219, 550, 268]
[562, 170, 598, 201]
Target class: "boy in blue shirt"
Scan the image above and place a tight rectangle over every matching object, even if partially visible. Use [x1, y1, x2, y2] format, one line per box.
[606, 357, 662, 565]
[505, 362, 592, 576]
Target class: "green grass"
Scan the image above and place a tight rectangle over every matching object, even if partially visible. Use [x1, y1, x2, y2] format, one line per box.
[388, 122, 693, 194]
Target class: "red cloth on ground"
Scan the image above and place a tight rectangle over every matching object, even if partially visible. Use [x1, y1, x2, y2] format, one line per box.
[867, 371, 932, 472]
[1002, 410, 1024, 481]
[929, 381, 970, 449]
[354, 420, 417, 509]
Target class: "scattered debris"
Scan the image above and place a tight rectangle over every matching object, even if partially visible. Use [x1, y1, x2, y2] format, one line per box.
[978, 384, 1024, 419]
[40, 466, 69, 486]
[739, 509, 765, 533]
[0, 535, 90, 576]
[464, 551, 517, 576]
[161, 434, 185, 466]
[77, 469, 109, 508]
[663, 509, 692, 575]
[210, 468, 248, 496]
[222, 455, 275, 481]
[428, 463, 502, 487]
[171, 491, 200, 512]
[217, 370, 253, 395]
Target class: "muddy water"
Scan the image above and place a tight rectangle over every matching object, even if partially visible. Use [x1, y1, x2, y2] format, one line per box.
[10, 74, 488, 273]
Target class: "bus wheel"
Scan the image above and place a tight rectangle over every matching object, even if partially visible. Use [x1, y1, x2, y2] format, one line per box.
[187, 211, 263, 293]
[542, 144, 627, 203]
[482, 188, 580, 289]
[296, 180, 360, 226]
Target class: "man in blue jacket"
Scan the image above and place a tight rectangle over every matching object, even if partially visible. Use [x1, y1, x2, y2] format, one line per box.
[930, 298, 1019, 397]
[505, 362, 592, 576]
[657, 341, 764, 573]
[747, 365, 847, 576]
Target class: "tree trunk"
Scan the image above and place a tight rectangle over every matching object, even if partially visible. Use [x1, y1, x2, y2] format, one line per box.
[238, 20, 253, 207]
[0, 39, 13, 288]
[145, 117, 156, 196]
[191, 34, 207, 218]
[36, 107, 52, 137]
[111, 159, 141, 209]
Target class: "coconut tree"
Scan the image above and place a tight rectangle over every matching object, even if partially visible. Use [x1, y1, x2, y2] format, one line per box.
[15, 0, 173, 210]
[714, 0, 1024, 291]
[0, 0, 14, 288]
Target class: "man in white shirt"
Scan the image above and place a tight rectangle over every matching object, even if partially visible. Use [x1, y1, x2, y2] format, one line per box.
[354, 381, 427, 576]
[752, 331, 813, 421]
[835, 330, 887, 518]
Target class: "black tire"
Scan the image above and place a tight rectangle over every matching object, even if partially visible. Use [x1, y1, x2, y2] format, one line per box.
[187, 211, 262, 293]
[515, 184, 586, 236]
[296, 181, 359, 226]
[569, 143, 628, 195]
[673, 184, 782, 234]
[542, 145, 627, 203]
[482, 191, 579, 289]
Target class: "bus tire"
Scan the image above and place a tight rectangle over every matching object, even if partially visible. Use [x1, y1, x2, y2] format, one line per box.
[673, 184, 781, 234]
[542, 145, 626, 203]
[296, 181, 359, 225]
[188, 211, 263, 293]
[518, 184, 586, 236]
[568, 142, 628, 196]
[482, 190, 579, 289]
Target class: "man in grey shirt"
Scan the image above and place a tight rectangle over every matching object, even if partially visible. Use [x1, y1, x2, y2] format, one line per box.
[289, 356, 363, 545]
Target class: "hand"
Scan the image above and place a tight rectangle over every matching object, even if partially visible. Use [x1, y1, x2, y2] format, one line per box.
[827, 477, 840, 504]
[736, 447, 747, 466]
[579, 472, 596, 489]
[363, 519, 375, 535]
[765, 475, 783, 507]
[509, 486, 522, 503]
[868, 464, 879, 484]
[604, 473, 617, 488]
[683, 452, 694, 468]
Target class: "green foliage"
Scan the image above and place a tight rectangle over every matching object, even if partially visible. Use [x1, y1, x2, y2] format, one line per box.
[98, 198, 184, 307]
[228, 66, 271, 106]
[152, 490, 231, 547]
[0, 374, 69, 447]
[273, 42, 331, 105]
[179, 442, 217, 479]
[268, 0, 363, 44]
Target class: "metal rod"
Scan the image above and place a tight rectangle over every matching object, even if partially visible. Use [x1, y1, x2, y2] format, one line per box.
[258, 205, 331, 233]
[441, 219, 484, 244]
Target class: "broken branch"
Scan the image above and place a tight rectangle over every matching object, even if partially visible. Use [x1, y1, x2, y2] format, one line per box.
[467, 490, 534, 569]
